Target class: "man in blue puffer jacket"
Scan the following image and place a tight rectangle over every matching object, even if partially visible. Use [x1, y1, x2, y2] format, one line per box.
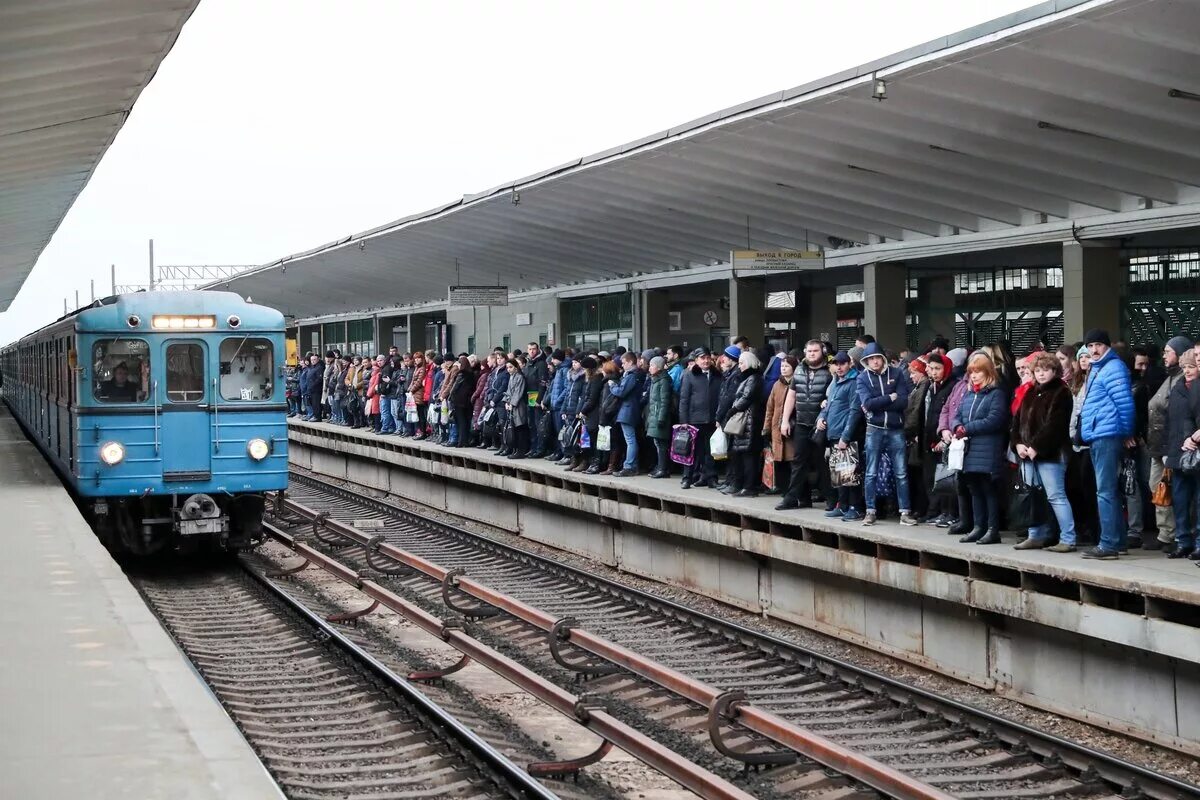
[855, 343, 918, 526]
[819, 352, 863, 520]
[1079, 328, 1136, 559]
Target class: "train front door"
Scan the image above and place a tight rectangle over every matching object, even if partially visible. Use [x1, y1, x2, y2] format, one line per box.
[159, 340, 212, 480]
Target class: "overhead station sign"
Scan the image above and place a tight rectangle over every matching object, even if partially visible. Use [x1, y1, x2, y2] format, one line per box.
[448, 285, 509, 306]
[731, 250, 824, 271]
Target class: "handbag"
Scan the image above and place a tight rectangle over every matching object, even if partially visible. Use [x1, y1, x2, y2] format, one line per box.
[1181, 449, 1200, 477]
[709, 428, 729, 461]
[723, 410, 748, 437]
[538, 410, 555, 445]
[810, 425, 828, 449]
[669, 424, 697, 466]
[947, 437, 967, 472]
[1152, 468, 1173, 507]
[502, 418, 516, 449]
[1008, 465, 1049, 530]
[933, 451, 958, 498]
[596, 425, 612, 452]
[1120, 456, 1138, 496]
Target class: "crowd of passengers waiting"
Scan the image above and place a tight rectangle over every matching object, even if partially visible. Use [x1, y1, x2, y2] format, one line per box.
[285, 327, 1200, 565]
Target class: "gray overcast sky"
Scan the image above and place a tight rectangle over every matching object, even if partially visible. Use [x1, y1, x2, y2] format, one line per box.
[2, 0, 1034, 341]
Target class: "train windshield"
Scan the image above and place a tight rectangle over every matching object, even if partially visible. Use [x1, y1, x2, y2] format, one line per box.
[220, 338, 274, 401]
[166, 342, 206, 403]
[92, 339, 150, 403]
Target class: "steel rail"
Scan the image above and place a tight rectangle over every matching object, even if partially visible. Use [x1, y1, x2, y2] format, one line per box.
[274, 496, 957, 800]
[286, 472, 1200, 800]
[262, 520, 758, 800]
[238, 558, 562, 800]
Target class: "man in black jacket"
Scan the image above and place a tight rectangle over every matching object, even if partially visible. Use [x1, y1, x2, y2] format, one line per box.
[523, 342, 551, 456]
[776, 340, 832, 510]
[678, 348, 719, 489]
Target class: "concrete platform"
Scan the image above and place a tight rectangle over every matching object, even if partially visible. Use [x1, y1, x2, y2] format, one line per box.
[0, 406, 282, 800]
[289, 418, 1200, 755]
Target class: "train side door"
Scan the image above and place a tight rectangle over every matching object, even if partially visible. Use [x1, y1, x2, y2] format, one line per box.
[159, 340, 211, 480]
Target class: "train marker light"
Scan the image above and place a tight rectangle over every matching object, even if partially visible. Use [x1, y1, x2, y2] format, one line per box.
[247, 438, 270, 461]
[152, 315, 216, 330]
[99, 441, 125, 465]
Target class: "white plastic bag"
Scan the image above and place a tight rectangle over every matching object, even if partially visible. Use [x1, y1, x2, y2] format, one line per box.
[597, 425, 612, 452]
[710, 427, 729, 461]
[947, 437, 967, 472]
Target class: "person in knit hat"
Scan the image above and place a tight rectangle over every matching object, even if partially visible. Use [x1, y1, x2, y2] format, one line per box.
[1078, 329, 1136, 559]
[1146, 334, 1194, 549]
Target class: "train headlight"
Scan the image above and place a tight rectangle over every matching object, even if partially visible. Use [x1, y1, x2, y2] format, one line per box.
[99, 441, 125, 466]
[247, 438, 270, 461]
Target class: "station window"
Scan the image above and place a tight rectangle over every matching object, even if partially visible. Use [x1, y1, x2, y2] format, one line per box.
[346, 319, 374, 356]
[502, 334, 511, 353]
[165, 342, 205, 403]
[466, 335, 475, 355]
[220, 338, 274, 401]
[92, 339, 150, 403]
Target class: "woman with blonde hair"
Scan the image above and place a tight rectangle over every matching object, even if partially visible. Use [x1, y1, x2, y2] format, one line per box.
[952, 352, 1010, 544]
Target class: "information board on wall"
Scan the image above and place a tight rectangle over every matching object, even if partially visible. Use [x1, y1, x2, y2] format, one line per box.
[730, 250, 824, 271]
[448, 285, 509, 306]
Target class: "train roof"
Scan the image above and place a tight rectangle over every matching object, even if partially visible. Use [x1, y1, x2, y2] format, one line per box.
[4, 291, 284, 348]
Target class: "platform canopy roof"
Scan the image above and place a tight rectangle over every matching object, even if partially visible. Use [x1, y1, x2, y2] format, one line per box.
[218, 0, 1200, 320]
[0, 0, 198, 311]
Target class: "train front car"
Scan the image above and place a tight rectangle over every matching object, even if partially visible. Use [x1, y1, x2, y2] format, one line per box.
[78, 292, 288, 554]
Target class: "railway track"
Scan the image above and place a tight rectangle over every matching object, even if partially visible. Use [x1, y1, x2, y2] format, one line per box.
[268, 472, 1200, 800]
[132, 561, 563, 800]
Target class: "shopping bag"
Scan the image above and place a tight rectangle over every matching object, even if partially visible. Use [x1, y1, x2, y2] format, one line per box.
[426, 404, 439, 427]
[440, 401, 451, 425]
[404, 393, 417, 415]
[579, 426, 592, 450]
[877, 451, 895, 499]
[669, 424, 697, 466]
[709, 428, 729, 461]
[1152, 468, 1172, 507]
[526, 390, 539, 408]
[597, 425, 612, 452]
[761, 449, 775, 491]
[947, 438, 967, 472]
[828, 444, 860, 487]
[1008, 466, 1049, 530]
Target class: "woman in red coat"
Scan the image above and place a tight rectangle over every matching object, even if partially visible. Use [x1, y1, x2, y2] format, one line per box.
[365, 355, 384, 432]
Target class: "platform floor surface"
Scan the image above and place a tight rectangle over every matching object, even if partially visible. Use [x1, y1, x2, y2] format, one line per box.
[296, 420, 1200, 603]
[0, 406, 281, 799]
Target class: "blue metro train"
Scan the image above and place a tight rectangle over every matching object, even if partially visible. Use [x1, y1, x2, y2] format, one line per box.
[0, 291, 289, 554]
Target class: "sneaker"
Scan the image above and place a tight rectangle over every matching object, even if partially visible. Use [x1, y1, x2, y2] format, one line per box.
[1046, 543, 1076, 553]
[1081, 546, 1119, 560]
[861, 510, 877, 526]
[823, 507, 845, 519]
[841, 508, 862, 522]
[936, 516, 954, 529]
[899, 513, 920, 526]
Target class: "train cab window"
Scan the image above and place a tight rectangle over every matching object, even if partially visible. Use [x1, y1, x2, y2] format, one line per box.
[220, 337, 274, 401]
[92, 339, 150, 403]
[166, 343, 206, 403]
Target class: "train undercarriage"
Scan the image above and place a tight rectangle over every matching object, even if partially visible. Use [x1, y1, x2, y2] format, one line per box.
[90, 492, 266, 556]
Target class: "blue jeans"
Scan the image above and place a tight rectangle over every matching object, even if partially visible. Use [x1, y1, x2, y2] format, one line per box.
[390, 397, 404, 433]
[379, 394, 396, 433]
[1021, 460, 1076, 545]
[620, 422, 639, 471]
[287, 396, 299, 415]
[864, 427, 910, 512]
[1171, 471, 1199, 551]
[1090, 436, 1125, 552]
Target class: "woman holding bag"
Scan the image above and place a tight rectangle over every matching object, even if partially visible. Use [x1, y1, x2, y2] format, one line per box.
[1010, 352, 1077, 551]
[723, 350, 764, 497]
[1165, 350, 1200, 559]
[762, 356, 798, 495]
[953, 352, 1010, 544]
